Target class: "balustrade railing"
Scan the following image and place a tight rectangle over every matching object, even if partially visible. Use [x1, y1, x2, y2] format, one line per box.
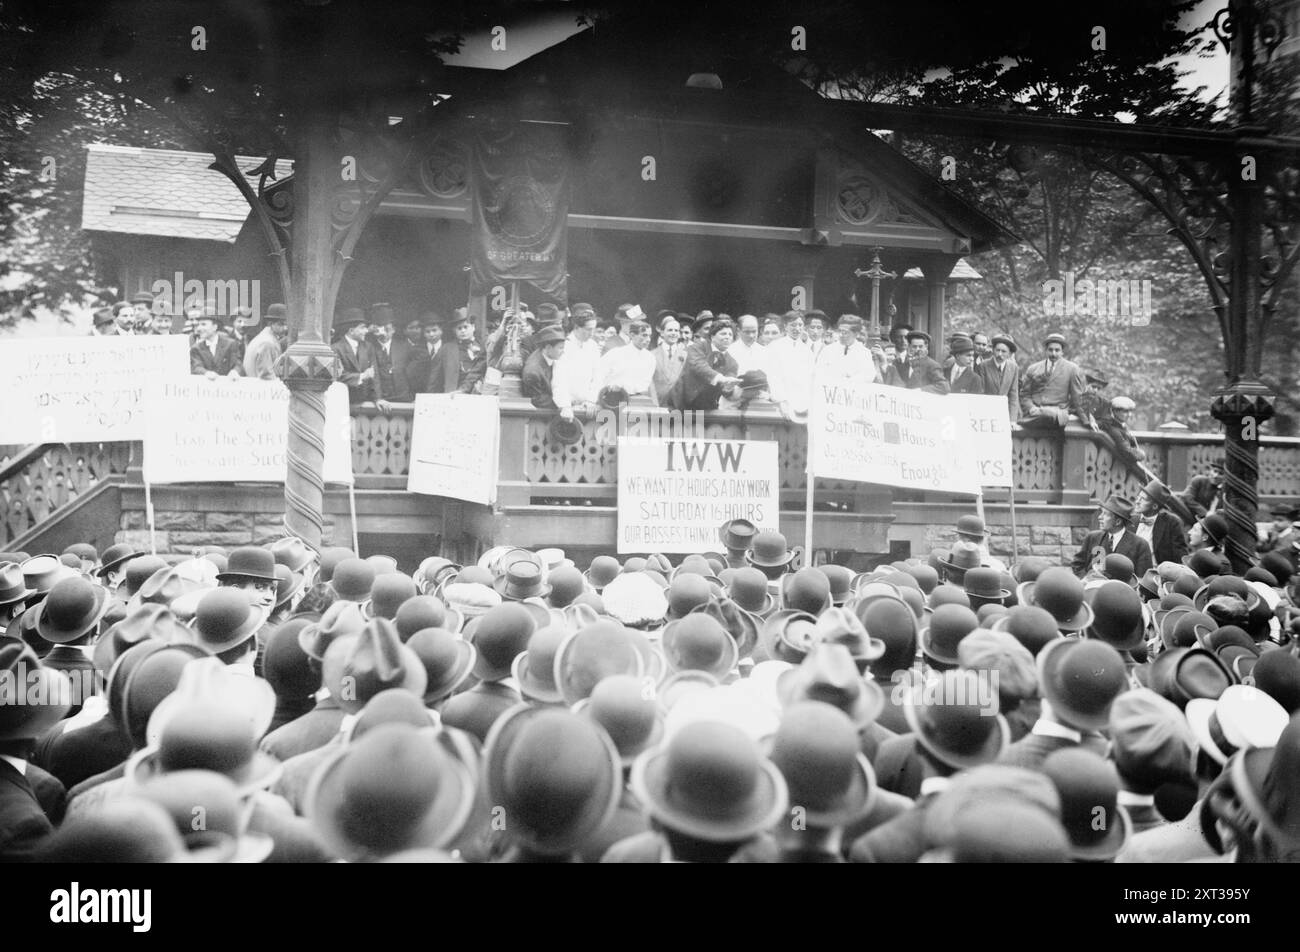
[1, 442, 137, 547]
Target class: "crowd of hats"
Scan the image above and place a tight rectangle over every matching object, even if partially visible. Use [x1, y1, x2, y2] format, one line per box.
[3, 513, 1300, 864]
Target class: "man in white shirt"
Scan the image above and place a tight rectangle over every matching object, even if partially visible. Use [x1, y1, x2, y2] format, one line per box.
[764, 310, 814, 419]
[815, 314, 877, 384]
[804, 310, 829, 361]
[597, 320, 656, 401]
[729, 314, 767, 376]
[552, 311, 603, 409]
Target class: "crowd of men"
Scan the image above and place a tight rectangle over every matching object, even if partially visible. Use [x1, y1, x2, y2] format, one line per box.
[96, 296, 1145, 446]
[3, 471, 1299, 862]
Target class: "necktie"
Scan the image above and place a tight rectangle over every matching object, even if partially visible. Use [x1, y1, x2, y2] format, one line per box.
[844, 345, 850, 356]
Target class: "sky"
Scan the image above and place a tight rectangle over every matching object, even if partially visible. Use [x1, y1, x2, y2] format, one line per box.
[1174, 0, 1232, 106]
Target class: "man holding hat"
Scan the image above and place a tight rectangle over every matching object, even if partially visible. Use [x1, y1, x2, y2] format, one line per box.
[1071, 494, 1154, 580]
[667, 317, 742, 411]
[885, 330, 947, 394]
[1019, 332, 1087, 428]
[332, 306, 386, 407]
[243, 303, 289, 380]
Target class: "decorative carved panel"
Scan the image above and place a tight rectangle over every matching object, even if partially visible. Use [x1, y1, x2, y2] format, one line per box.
[1012, 436, 1060, 492]
[1, 442, 135, 546]
[1083, 442, 1147, 502]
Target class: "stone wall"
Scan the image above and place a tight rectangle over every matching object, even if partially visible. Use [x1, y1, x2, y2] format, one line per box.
[921, 522, 1091, 566]
[116, 507, 339, 554]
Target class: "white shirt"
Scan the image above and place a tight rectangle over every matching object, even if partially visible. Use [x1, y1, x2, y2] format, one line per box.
[729, 339, 767, 376]
[815, 339, 877, 383]
[764, 336, 815, 411]
[1135, 518, 1155, 545]
[1031, 717, 1083, 743]
[553, 334, 601, 408]
[597, 344, 656, 397]
[1109, 529, 1125, 552]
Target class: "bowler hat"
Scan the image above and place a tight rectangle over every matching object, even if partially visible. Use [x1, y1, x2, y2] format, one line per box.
[903, 563, 940, 595]
[322, 618, 428, 715]
[188, 588, 261, 654]
[262, 615, 323, 700]
[576, 674, 664, 765]
[1252, 652, 1300, 714]
[547, 415, 584, 446]
[921, 604, 980, 667]
[98, 543, 145, 578]
[963, 566, 1009, 605]
[216, 546, 278, 584]
[630, 720, 787, 843]
[365, 572, 417, 621]
[583, 555, 622, 592]
[1183, 549, 1226, 579]
[1084, 580, 1145, 651]
[1036, 637, 1127, 731]
[745, 530, 795, 569]
[904, 670, 1010, 771]
[330, 558, 376, 602]
[317, 547, 356, 584]
[118, 555, 167, 598]
[511, 624, 569, 704]
[462, 603, 535, 682]
[1017, 567, 1094, 632]
[484, 705, 621, 856]
[406, 627, 476, 705]
[34, 576, 110, 644]
[728, 568, 775, 615]
[662, 613, 739, 680]
[768, 701, 876, 827]
[1042, 748, 1131, 862]
[781, 568, 831, 616]
[1193, 575, 1261, 614]
[856, 597, 917, 674]
[133, 770, 271, 863]
[308, 723, 477, 861]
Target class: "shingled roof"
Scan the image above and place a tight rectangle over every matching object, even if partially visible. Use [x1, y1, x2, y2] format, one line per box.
[81, 144, 293, 242]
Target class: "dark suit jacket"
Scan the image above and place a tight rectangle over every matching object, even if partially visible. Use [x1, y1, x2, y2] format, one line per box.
[521, 349, 559, 410]
[668, 341, 739, 411]
[439, 680, 521, 745]
[949, 366, 985, 394]
[190, 336, 244, 376]
[0, 760, 53, 862]
[332, 337, 383, 405]
[1145, 511, 1190, 565]
[41, 647, 96, 718]
[373, 339, 406, 402]
[396, 338, 434, 399]
[1071, 527, 1154, 579]
[32, 715, 133, 790]
[901, 355, 949, 395]
[1179, 475, 1221, 520]
[429, 340, 485, 394]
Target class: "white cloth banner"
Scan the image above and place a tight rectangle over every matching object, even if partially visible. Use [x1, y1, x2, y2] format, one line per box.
[809, 381, 980, 494]
[617, 438, 780, 554]
[143, 377, 352, 484]
[961, 394, 1014, 488]
[407, 393, 500, 505]
[0, 336, 189, 442]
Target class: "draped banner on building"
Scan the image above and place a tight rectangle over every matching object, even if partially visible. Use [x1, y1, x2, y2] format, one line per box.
[964, 394, 1015, 488]
[0, 335, 189, 443]
[617, 438, 781, 554]
[469, 123, 570, 301]
[143, 378, 352, 485]
[407, 393, 500, 505]
[809, 381, 980, 494]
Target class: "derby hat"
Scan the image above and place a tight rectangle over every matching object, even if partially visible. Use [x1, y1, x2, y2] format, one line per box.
[97, 543, 145, 578]
[903, 563, 940, 595]
[1084, 580, 1146, 651]
[1186, 685, 1290, 767]
[462, 602, 536, 681]
[927, 583, 972, 611]
[1101, 553, 1137, 587]
[1036, 637, 1127, 731]
[365, 572, 417, 621]
[583, 555, 622, 592]
[484, 705, 621, 856]
[1252, 652, 1300, 714]
[662, 613, 739, 680]
[298, 600, 367, 661]
[1042, 748, 1132, 862]
[35, 797, 190, 864]
[0, 639, 73, 741]
[406, 627, 477, 705]
[760, 609, 821, 665]
[778, 643, 885, 728]
[365, 554, 399, 576]
[188, 588, 262, 654]
[133, 769, 271, 863]
[1146, 646, 1232, 710]
[576, 674, 664, 765]
[728, 567, 776, 616]
[307, 723, 477, 861]
[816, 564, 854, 608]
[767, 700, 876, 828]
[921, 603, 980, 667]
[665, 573, 715, 621]
[329, 558, 376, 602]
[547, 415, 584, 446]
[554, 620, 646, 707]
[217, 546, 278, 583]
[963, 566, 1009, 605]
[1164, 609, 1216, 650]
[1017, 566, 1094, 632]
[1199, 512, 1229, 547]
[745, 530, 795, 569]
[317, 547, 356, 584]
[511, 624, 570, 705]
[903, 670, 1010, 771]
[322, 618, 428, 715]
[630, 720, 788, 843]
[1183, 549, 1227, 579]
[34, 576, 110, 645]
[261, 615, 323, 700]
[955, 515, 986, 540]
[547, 566, 586, 609]
[781, 567, 831, 616]
[0, 562, 36, 608]
[856, 596, 918, 675]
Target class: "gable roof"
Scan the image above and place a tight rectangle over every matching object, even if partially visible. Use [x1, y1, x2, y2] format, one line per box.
[81, 144, 293, 242]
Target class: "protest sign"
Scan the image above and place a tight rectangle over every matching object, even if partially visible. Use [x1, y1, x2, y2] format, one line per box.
[407, 394, 500, 505]
[0, 336, 189, 442]
[962, 394, 1014, 488]
[617, 438, 780, 553]
[143, 377, 351, 484]
[809, 381, 979, 494]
